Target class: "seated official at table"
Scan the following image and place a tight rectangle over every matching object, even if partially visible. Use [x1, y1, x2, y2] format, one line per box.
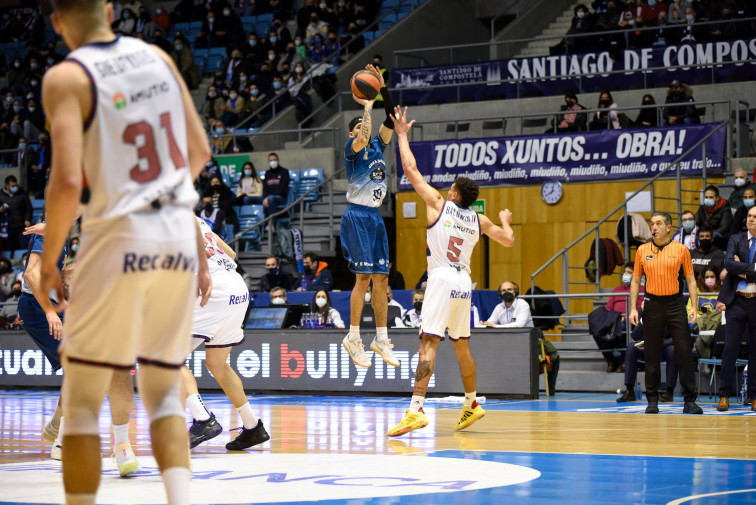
[481, 281, 533, 328]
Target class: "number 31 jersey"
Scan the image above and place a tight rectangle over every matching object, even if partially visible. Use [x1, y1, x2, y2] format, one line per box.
[67, 36, 198, 230]
[426, 201, 480, 275]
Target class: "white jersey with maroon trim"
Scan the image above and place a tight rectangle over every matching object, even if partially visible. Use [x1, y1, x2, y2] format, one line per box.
[67, 36, 198, 232]
[197, 217, 237, 276]
[426, 201, 480, 275]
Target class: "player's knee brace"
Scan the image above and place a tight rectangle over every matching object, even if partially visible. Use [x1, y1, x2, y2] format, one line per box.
[61, 362, 111, 436]
[137, 366, 184, 422]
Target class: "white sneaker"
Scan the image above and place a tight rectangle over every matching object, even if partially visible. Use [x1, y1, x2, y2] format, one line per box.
[370, 337, 400, 367]
[113, 443, 140, 477]
[342, 335, 371, 367]
[42, 421, 58, 443]
[50, 441, 62, 461]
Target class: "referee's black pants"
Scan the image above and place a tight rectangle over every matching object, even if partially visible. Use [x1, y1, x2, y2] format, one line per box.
[642, 295, 697, 402]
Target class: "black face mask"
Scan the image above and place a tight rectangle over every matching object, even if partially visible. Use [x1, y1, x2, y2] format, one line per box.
[203, 203, 213, 213]
[413, 301, 423, 313]
[501, 291, 515, 304]
[267, 267, 278, 275]
[303, 265, 312, 274]
[698, 239, 712, 250]
[12, 289, 21, 297]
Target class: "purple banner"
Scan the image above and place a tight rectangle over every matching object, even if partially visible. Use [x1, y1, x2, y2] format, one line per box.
[396, 123, 726, 190]
[392, 39, 756, 103]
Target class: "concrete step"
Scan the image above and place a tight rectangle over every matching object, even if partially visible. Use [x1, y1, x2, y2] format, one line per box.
[547, 370, 627, 393]
[309, 202, 349, 215]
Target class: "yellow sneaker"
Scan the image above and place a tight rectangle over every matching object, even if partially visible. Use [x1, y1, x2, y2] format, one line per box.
[387, 408, 428, 437]
[455, 401, 485, 431]
[113, 443, 140, 477]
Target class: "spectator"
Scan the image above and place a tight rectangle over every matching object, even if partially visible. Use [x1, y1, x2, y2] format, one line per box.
[305, 13, 329, 44]
[415, 270, 427, 290]
[481, 281, 533, 328]
[7, 58, 27, 95]
[687, 266, 720, 318]
[134, 5, 155, 38]
[0, 280, 22, 323]
[151, 28, 173, 53]
[728, 168, 756, 210]
[593, 0, 623, 53]
[267, 30, 285, 55]
[345, 2, 371, 31]
[731, 187, 756, 234]
[340, 25, 365, 62]
[322, 31, 341, 65]
[234, 161, 263, 205]
[262, 152, 290, 222]
[312, 289, 344, 328]
[260, 256, 295, 292]
[678, 6, 700, 43]
[198, 192, 227, 240]
[642, 0, 667, 22]
[297, 252, 333, 292]
[668, 0, 691, 24]
[401, 289, 424, 328]
[1, 90, 14, 119]
[29, 132, 50, 199]
[297, 0, 318, 36]
[220, 86, 245, 127]
[197, 158, 221, 195]
[242, 84, 265, 122]
[170, 38, 199, 90]
[663, 80, 699, 125]
[66, 236, 79, 267]
[598, 262, 645, 372]
[387, 262, 405, 290]
[210, 120, 233, 155]
[196, 9, 225, 48]
[0, 257, 15, 301]
[16, 98, 44, 142]
[619, 0, 644, 27]
[549, 92, 587, 133]
[114, 8, 136, 35]
[0, 122, 18, 166]
[634, 94, 658, 127]
[695, 184, 732, 250]
[271, 75, 292, 112]
[589, 91, 621, 130]
[0, 175, 32, 252]
[151, 4, 170, 31]
[709, 3, 744, 40]
[206, 175, 238, 230]
[616, 322, 677, 403]
[652, 10, 678, 45]
[628, 16, 651, 48]
[15, 136, 34, 178]
[690, 226, 724, 279]
[672, 209, 698, 250]
[565, 4, 594, 53]
[269, 286, 287, 305]
[224, 48, 253, 84]
[386, 285, 406, 313]
[244, 33, 264, 63]
[293, 35, 307, 60]
[202, 85, 225, 127]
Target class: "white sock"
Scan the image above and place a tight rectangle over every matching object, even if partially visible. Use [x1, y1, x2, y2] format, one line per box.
[162, 466, 191, 505]
[376, 327, 388, 342]
[112, 423, 130, 448]
[409, 395, 425, 413]
[464, 391, 476, 407]
[65, 493, 96, 505]
[349, 325, 360, 341]
[55, 417, 65, 446]
[187, 394, 211, 421]
[235, 402, 259, 429]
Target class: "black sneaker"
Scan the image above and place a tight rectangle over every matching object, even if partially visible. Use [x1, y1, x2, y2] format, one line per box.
[645, 401, 659, 414]
[616, 389, 636, 403]
[225, 420, 270, 451]
[189, 413, 223, 449]
[659, 390, 674, 403]
[683, 401, 703, 414]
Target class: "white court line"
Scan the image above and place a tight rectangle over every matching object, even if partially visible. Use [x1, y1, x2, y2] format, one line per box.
[667, 488, 756, 504]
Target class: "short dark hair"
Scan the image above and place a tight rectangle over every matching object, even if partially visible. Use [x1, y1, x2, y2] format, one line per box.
[268, 152, 279, 160]
[270, 286, 286, 296]
[348, 116, 362, 132]
[704, 184, 719, 196]
[651, 211, 672, 226]
[303, 252, 318, 262]
[454, 177, 479, 208]
[412, 289, 424, 298]
[5, 175, 17, 185]
[624, 261, 634, 270]
[698, 226, 712, 235]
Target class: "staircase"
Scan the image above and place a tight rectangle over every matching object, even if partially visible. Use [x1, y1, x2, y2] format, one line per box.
[516, 2, 582, 58]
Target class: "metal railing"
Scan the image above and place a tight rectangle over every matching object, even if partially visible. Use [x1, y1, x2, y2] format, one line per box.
[227, 167, 347, 256]
[208, 126, 339, 153]
[489, 0, 525, 40]
[393, 16, 756, 66]
[529, 120, 729, 316]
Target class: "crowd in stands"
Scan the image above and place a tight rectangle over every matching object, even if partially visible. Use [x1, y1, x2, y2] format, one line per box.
[557, 0, 755, 54]
[546, 79, 700, 133]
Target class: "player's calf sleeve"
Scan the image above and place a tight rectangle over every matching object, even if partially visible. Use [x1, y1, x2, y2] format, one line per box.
[137, 366, 184, 422]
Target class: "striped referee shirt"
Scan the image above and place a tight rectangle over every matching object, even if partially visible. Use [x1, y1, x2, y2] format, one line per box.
[634, 240, 693, 296]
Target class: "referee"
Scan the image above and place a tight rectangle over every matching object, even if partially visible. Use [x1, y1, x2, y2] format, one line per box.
[629, 211, 703, 414]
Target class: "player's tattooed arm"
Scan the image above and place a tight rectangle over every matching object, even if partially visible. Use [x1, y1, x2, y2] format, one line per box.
[359, 103, 373, 144]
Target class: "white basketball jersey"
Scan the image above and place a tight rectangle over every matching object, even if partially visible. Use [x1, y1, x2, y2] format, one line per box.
[67, 37, 198, 230]
[197, 217, 237, 275]
[426, 201, 480, 274]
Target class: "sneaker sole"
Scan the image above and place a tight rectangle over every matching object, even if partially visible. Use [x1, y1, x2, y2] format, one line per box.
[387, 420, 428, 437]
[118, 460, 140, 477]
[342, 339, 371, 368]
[369, 344, 400, 367]
[455, 410, 486, 431]
[225, 431, 271, 451]
[50, 447, 62, 461]
[190, 425, 223, 449]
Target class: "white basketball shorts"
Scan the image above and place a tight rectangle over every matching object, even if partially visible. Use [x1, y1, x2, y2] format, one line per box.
[420, 266, 473, 340]
[191, 270, 249, 349]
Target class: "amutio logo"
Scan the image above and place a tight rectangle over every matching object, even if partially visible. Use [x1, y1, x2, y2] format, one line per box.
[187, 343, 434, 388]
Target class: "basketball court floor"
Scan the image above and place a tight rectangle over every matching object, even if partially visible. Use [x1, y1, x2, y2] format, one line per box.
[1, 390, 755, 504]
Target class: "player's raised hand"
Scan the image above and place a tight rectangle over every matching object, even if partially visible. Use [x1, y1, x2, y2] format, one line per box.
[352, 93, 375, 106]
[365, 64, 385, 88]
[390, 106, 414, 136]
[499, 209, 512, 225]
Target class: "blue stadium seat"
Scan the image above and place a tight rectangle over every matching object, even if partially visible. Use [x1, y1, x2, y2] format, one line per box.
[240, 15, 256, 24]
[208, 47, 227, 57]
[221, 172, 232, 188]
[12, 249, 25, 260]
[237, 205, 264, 251]
[205, 54, 224, 73]
[256, 23, 270, 36]
[194, 48, 209, 58]
[363, 31, 375, 43]
[189, 21, 203, 31]
[232, 171, 242, 186]
[173, 22, 190, 34]
[256, 13, 273, 25]
[297, 168, 324, 209]
[32, 208, 43, 223]
[380, 13, 398, 31]
[1, 251, 10, 259]
[382, 0, 400, 8]
[226, 223, 234, 241]
[194, 55, 206, 75]
[31, 199, 44, 210]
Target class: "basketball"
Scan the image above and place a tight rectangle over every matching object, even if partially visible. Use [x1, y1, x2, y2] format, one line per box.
[350, 70, 381, 100]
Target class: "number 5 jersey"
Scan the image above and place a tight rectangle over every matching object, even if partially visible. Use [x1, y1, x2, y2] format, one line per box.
[426, 201, 480, 275]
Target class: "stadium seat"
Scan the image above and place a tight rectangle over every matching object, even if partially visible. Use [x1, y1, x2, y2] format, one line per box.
[194, 48, 209, 58]
[256, 13, 273, 25]
[237, 204, 264, 251]
[31, 199, 44, 210]
[296, 168, 324, 210]
[221, 172, 232, 188]
[208, 47, 227, 57]
[1, 251, 10, 259]
[12, 249, 25, 260]
[205, 54, 224, 73]
[32, 208, 43, 223]
[173, 22, 190, 34]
